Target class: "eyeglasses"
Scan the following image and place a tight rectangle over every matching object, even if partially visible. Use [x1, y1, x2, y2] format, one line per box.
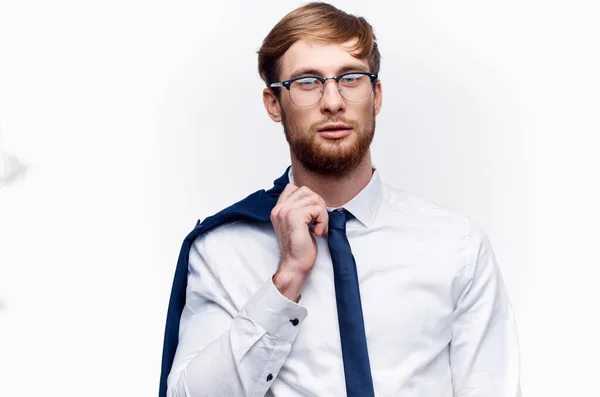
[270, 71, 378, 107]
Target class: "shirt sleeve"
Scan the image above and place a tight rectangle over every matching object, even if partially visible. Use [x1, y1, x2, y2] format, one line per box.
[450, 219, 522, 397]
[166, 232, 308, 397]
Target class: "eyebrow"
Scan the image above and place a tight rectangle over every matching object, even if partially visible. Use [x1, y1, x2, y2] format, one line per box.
[289, 64, 370, 79]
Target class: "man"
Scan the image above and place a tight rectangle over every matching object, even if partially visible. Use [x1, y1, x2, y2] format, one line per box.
[160, 2, 521, 396]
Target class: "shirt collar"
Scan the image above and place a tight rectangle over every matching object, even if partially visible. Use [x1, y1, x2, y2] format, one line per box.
[287, 162, 383, 228]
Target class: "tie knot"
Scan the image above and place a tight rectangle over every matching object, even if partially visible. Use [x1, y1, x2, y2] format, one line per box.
[328, 209, 354, 231]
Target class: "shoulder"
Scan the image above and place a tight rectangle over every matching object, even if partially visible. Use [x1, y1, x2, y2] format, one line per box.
[191, 219, 272, 254]
[380, 182, 473, 232]
[189, 219, 276, 272]
[378, 182, 492, 264]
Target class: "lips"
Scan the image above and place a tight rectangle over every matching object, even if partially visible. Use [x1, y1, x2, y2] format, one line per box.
[317, 123, 352, 138]
[317, 124, 351, 132]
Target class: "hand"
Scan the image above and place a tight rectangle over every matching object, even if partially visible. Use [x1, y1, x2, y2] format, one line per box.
[270, 184, 329, 301]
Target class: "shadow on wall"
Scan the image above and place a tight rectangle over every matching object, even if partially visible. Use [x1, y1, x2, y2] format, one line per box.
[0, 127, 28, 188]
[0, 127, 28, 313]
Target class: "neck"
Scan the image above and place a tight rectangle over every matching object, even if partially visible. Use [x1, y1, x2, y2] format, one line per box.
[290, 152, 374, 208]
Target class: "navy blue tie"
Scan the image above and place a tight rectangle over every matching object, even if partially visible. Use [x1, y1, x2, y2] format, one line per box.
[327, 209, 375, 397]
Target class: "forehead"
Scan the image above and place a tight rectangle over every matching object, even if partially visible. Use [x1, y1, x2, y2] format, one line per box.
[278, 39, 369, 79]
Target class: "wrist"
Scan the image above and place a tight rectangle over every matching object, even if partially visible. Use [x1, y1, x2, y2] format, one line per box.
[272, 270, 307, 303]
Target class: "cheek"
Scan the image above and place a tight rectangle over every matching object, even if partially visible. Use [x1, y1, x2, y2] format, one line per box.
[352, 104, 374, 123]
[288, 109, 321, 130]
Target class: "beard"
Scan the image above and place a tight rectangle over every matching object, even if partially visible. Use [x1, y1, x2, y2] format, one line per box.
[281, 107, 376, 177]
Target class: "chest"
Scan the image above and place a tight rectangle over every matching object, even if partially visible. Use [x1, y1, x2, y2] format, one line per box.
[292, 229, 463, 368]
[220, 223, 464, 362]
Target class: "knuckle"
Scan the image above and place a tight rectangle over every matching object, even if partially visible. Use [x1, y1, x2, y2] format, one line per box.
[284, 209, 296, 221]
[287, 184, 298, 193]
[278, 206, 289, 217]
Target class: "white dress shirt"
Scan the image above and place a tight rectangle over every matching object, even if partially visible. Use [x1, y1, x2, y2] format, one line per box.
[167, 164, 521, 397]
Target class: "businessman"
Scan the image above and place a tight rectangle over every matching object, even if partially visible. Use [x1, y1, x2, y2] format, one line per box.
[160, 2, 521, 396]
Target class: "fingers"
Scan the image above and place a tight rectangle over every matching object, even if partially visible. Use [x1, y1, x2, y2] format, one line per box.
[315, 206, 330, 237]
[286, 185, 327, 207]
[278, 183, 298, 202]
[304, 204, 329, 237]
[274, 184, 329, 236]
[277, 185, 327, 210]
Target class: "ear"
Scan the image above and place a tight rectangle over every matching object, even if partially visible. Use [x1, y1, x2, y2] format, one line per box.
[263, 88, 283, 122]
[373, 80, 383, 116]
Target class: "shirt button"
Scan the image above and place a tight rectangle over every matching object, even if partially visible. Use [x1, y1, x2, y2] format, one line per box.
[289, 318, 299, 326]
[266, 373, 273, 381]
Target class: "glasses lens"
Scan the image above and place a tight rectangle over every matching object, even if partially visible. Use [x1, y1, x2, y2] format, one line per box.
[289, 77, 323, 107]
[338, 74, 373, 102]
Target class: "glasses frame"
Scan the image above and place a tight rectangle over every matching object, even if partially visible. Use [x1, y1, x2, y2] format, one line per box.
[270, 71, 378, 107]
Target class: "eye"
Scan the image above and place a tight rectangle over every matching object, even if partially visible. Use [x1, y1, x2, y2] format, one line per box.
[293, 77, 321, 88]
[340, 74, 363, 84]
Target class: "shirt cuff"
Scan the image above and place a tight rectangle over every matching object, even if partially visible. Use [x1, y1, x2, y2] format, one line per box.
[244, 277, 308, 343]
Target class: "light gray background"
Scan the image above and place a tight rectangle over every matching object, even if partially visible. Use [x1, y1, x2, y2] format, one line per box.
[0, 1, 598, 396]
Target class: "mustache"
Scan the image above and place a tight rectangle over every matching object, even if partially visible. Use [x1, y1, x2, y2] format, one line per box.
[312, 118, 356, 130]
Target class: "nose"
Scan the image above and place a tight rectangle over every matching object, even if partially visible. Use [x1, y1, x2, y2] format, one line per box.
[319, 79, 345, 114]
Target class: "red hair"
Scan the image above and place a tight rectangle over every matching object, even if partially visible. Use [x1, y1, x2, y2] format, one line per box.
[257, 2, 381, 91]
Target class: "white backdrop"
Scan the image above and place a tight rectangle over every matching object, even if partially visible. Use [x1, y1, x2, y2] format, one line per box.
[1, 1, 598, 396]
